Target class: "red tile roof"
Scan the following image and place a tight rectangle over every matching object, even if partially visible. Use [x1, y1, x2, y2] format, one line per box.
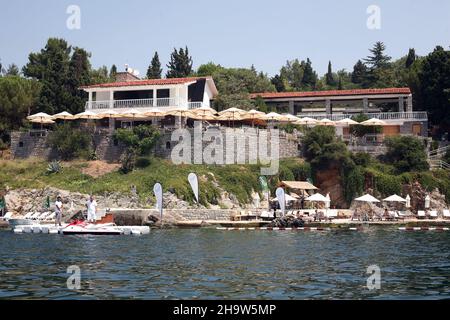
[250, 88, 412, 99]
[80, 77, 211, 89]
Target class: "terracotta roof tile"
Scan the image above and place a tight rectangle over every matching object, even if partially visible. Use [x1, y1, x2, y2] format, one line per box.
[81, 77, 211, 89]
[250, 88, 412, 99]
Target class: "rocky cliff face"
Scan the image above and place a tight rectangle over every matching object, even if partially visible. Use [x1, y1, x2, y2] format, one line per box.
[314, 166, 347, 208]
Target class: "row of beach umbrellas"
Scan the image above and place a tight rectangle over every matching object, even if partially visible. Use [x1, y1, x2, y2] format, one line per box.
[27, 107, 388, 128]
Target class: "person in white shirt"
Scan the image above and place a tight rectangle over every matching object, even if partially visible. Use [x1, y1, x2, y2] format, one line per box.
[54, 196, 63, 227]
[86, 195, 97, 223]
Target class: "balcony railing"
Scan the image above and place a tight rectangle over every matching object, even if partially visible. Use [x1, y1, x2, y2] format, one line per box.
[297, 112, 428, 121]
[86, 98, 204, 110]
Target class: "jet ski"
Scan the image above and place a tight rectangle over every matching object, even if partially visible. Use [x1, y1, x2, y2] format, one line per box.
[61, 220, 122, 235]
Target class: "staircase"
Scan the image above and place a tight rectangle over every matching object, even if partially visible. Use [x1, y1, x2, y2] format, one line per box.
[429, 159, 450, 171]
[428, 145, 450, 160]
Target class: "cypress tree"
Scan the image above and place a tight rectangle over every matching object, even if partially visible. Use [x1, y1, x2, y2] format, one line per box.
[146, 52, 162, 79]
[166, 46, 193, 78]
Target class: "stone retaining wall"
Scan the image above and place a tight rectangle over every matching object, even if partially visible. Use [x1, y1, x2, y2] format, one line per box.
[10, 128, 301, 162]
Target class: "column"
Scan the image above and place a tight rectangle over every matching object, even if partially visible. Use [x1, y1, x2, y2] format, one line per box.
[88, 91, 92, 109]
[363, 98, 369, 113]
[288, 100, 295, 115]
[109, 90, 114, 109]
[325, 99, 331, 115]
[399, 96, 405, 113]
[407, 95, 413, 112]
[153, 89, 157, 107]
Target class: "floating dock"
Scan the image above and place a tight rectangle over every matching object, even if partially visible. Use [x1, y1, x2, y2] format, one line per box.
[12, 224, 150, 235]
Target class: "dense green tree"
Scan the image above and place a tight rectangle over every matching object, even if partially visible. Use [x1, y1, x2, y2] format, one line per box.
[146, 51, 162, 79]
[166, 46, 193, 78]
[270, 74, 286, 92]
[90, 66, 110, 84]
[196, 62, 223, 76]
[23, 38, 73, 114]
[279, 59, 304, 91]
[6, 64, 20, 76]
[0, 76, 41, 143]
[364, 41, 392, 70]
[416, 46, 450, 132]
[383, 136, 429, 173]
[325, 61, 336, 86]
[351, 60, 369, 86]
[109, 64, 117, 81]
[405, 48, 416, 68]
[301, 58, 317, 89]
[66, 47, 91, 114]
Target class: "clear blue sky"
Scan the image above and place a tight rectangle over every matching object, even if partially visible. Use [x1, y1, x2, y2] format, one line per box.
[1, 0, 449, 77]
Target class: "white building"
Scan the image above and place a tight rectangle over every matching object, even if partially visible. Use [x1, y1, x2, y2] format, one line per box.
[81, 71, 218, 113]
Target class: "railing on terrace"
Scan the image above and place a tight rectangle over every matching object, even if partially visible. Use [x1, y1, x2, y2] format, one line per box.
[86, 98, 204, 110]
[297, 112, 428, 121]
[429, 159, 450, 171]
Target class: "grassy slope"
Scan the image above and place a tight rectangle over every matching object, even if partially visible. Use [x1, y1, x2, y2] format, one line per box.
[1, 158, 292, 207]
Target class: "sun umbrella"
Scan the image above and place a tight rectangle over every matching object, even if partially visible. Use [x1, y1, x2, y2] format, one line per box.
[405, 194, 411, 208]
[325, 193, 331, 209]
[166, 108, 193, 128]
[355, 194, 380, 203]
[383, 194, 407, 203]
[51, 111, 74, 121]
[218, 107, 246, 127]
[143, 108, 166, 118]
[218, 107, 247, 116]
[191, 106, 217, 116]
[295, 117, 319, 126]
[264, 112, 284, 121]
[96, 110, 123, 119]
[305, 193, 329, 202]
[242, 109, 265, 127]
[217, 112, 243, 125]
[318, 118, 336, 126]
[27, 112, 52, 121]
[73, 111, 103, 120]
[336, 118, 359, 126]
[361, 118, 387, 126]
[29, 118, 55, 130]
[283, 114, 300, 123]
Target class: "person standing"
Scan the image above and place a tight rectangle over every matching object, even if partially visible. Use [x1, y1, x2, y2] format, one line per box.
[55, 196, 63, 227]
[86, 195, 98, 223]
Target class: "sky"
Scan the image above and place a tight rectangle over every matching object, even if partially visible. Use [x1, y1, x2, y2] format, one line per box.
[1, 0, 449, 77]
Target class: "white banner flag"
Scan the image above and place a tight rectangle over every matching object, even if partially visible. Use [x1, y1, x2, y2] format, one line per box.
[276, 187, 285, 217]
[188, 173, 199, 203]
[153, 183, 163, 220]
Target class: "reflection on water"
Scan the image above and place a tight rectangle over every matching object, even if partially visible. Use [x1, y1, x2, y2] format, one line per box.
[0, 227, 449, 299]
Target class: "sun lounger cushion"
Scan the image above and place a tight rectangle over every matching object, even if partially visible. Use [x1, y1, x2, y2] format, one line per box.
[429, 210, 438, 218]
[443, 210, 450, 218]
[417, 211, 426, 217]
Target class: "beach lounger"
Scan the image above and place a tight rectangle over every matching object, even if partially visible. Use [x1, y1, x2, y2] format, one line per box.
[429, 210, 438, 219]
[0, 212, 13, 221]
[326, 210, 338, 221]
[30, 212, 42, 220]
[23, 212, 34, 219]
[443, 210, 450, 219]
[417, 211, 426, 219]
[45, 213, 56, 221]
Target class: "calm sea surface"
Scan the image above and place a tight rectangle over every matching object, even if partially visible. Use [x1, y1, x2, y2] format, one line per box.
[0, 227, 449, 299]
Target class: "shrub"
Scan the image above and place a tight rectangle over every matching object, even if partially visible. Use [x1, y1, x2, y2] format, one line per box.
[350, 113, 382, 137]
[46, 160, 61, 175]
[343, 165, 365, 203]
[383, 136, 429, 173]
[352, 152, 372, 167]
[135, 157, 151, 168]
[48, 123, 92, 160]
[114, 125, 160, 173]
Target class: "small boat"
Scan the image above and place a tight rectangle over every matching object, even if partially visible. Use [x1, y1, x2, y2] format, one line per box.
[61, 221, 122, 235]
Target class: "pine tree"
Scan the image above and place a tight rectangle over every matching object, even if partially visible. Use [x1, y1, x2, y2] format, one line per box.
[67, 47, 91, 114]
[301, 58, 317, 89]
[351, 60, 368, 86]
[325, 61, 336, 86]
[166, 47, 193, 78]
[110, 64, 117, 81]
[364, 41, 392, 71]
[147, 52, 162, 79]
[6, 64, 20, 76]
[405, 48, 416, 68]
[271, 74, 286, 92]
